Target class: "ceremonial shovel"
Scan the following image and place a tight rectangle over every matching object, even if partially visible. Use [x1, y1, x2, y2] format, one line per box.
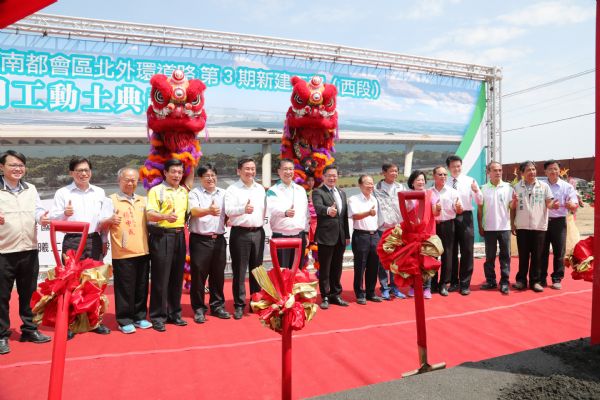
[397, 191, 446, 377]
[268, 237, 303, 400]
[47, 221, 90, 400]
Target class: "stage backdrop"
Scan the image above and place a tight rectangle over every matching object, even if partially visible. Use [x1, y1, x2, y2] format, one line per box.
[0, 31, 486, 173]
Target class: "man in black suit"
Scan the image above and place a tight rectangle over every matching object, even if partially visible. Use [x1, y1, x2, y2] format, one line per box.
[312, 165, 350, 309]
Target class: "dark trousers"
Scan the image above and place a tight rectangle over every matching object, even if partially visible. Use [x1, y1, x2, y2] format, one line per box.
[541, 217, 567, 284]
[352, 231, 380, 299]
[451, 211, 474, 289]
[113, 255, 149, 326]
[271, 232, 306, 270]
[0, 250, 39, 338]
[483, 231, 511, 286]
[189, 233, 227, 313]
[62, 232, 103, 261]
[318, 240, 345, 299]
[229, 227, 265, 309]
[149, 229, 186, 323]
[377, 229, 396, 291]
[435, 220, 454, 287]
[516, 229, 546, 287]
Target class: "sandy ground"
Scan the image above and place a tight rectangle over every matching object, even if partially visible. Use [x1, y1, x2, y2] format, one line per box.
[314, 339, 600, 400]
[575, 205, 594, 238]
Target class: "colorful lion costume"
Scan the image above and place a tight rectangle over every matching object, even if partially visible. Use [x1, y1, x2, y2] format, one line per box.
[281, 75, 338, 187]
[140, 70, 207, 189]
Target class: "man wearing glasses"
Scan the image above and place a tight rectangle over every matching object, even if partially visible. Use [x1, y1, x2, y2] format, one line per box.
[0, 150, 51, 355]
[49, 156, 112, 336]
[188, 164, 231, 324]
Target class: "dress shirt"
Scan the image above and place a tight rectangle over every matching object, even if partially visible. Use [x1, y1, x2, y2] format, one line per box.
[267, 181, 309, 235]
[348, 193, 379, 231]
[188, 186, 226, 235]
[49, 182, 108, 233]
[547, 178, 578, 218]
[430, 185, 460, 222]
[224, 180, 266, 228]
[446, 174, 483, 211]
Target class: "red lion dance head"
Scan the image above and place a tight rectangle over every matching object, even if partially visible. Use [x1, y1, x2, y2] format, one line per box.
[281, 75, 338, 187]
[140, 70, 207, 189]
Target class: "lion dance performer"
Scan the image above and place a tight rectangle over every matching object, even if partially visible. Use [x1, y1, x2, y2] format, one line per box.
[140, 70, 207, 190]
[281, 75, 338, 188]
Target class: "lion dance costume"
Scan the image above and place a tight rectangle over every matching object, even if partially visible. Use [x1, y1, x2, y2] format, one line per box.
[140, 70, 207, 189]
[281, 75, 338, 188]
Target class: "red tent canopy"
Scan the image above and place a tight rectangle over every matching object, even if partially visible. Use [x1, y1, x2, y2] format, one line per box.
[0, 0, 56, 29]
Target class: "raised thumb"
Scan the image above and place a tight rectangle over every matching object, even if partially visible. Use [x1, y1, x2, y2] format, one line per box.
[211, 199, 216, 206]
[68, 200, 72, 206]
[115, 209, 119, 215]
[44, 210, 49, 216]
[246, 199, 251, 205]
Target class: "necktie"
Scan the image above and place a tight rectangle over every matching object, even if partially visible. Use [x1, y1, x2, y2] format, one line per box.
[452, 177, 458, 190]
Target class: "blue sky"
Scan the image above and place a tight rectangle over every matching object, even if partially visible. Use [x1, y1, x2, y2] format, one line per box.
[42, 0, 596, 163]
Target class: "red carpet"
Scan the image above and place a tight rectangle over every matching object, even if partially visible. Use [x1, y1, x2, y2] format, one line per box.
[0, 257, 593, 399]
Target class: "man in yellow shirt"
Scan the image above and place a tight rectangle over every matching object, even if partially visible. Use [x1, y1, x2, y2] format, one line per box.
[105, 168, 152, 334]
[146, 159, 189, 332]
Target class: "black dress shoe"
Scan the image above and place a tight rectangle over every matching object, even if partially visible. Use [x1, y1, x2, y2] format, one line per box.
[166, 317, 188, 326]
[152, 322, 166, 332]
[439, 286, 449, 296]
[448, 284, 460, 293]
[500, 285, 509, 295]
[480, 282, 498, 290]
[330, 296, 349, 307]
[319, 298, 329, 310]
[19, 330, 51, 343]
[233, 308, 244, 320]
[91, 324, 111, 335]
[356, 297, 367, 305]
[366, 295, 383, 303]
[0, 338, 9, 355]
[67, 330, 75, 340]
[460, 288, 471, 296]
[194, 311, 206, 324]
[211, 309, 231, 320]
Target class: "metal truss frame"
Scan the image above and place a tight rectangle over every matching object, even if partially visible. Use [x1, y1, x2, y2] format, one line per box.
[5, 13, 502, 161]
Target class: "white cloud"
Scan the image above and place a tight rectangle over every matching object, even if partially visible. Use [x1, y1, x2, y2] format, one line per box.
[394, 0, 462, 20]
[498, 1, 595, 27]
[424, 25, 525, 52]
[432, 46, 529, 66]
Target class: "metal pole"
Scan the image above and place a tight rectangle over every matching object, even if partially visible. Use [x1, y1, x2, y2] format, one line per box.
[591, 0, 600, 345]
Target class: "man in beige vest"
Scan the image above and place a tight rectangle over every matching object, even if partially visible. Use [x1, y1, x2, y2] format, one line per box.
[0, 150, 51, 355]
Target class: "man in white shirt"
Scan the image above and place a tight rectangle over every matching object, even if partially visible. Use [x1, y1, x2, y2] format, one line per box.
[373, 163, 406, 300]
[49, 157, 112, 336]
[349, 175, 383, 304]
[225, 158, 266, 320]
[431, 166, 462, 297]
[267, 159, 309, 270]
[188, 164, 231, 323]
[541, 160, 579, 290]
[510, 161, 555, 293]
[445, 155, 483, 296]
[477, 161, 513, 295]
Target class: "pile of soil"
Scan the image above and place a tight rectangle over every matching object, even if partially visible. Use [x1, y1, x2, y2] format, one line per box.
[498, 338, 600, 400]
